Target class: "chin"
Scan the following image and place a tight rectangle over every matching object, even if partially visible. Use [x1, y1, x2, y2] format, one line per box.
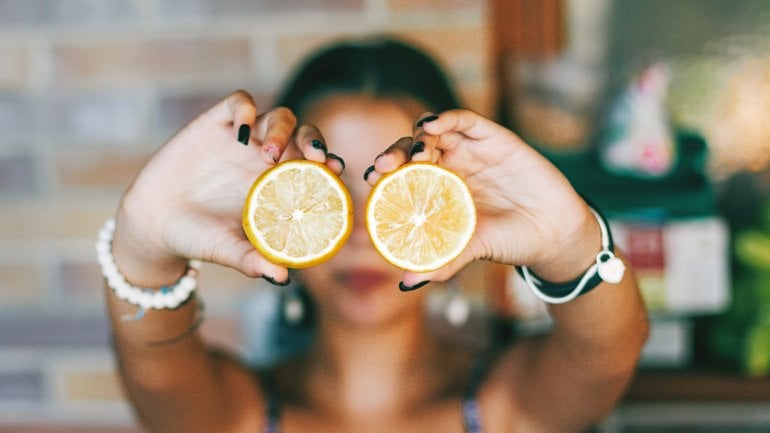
[330, 288, 425, 330]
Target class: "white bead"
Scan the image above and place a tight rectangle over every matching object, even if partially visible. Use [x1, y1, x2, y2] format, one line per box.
[96, 218, 198, 310]
[115, 284, 131, 300]
[138, 292, 154, 310]
[151, 292, 166, 309]
[164, 293, 180, 309]
[127, 289, 142, 305]
[179, 276, 196, 292]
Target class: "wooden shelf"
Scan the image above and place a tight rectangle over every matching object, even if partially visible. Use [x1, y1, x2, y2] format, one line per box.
[625, 369, 770, 402]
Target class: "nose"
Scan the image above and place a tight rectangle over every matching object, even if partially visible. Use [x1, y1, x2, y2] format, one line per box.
[346, 180, 373, 247]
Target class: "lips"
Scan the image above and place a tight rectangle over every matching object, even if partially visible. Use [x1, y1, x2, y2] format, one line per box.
[336, 268, 394, 292]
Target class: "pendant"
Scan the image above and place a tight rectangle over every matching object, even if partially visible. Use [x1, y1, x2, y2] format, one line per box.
[596, 251, 626, 284]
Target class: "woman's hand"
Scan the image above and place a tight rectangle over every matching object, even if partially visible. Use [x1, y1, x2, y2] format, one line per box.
[111, 90, 342, 287]
[365, 109, 601, 286]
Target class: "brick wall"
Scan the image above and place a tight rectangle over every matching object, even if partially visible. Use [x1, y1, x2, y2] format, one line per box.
[0, 0, 492, 431]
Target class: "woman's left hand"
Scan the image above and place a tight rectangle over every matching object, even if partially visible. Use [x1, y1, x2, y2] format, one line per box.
[364, 109, 601, 286]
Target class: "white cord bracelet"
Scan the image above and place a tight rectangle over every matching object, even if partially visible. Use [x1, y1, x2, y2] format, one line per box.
[96, 218, 200, 310]
[519, 207, 626, 304]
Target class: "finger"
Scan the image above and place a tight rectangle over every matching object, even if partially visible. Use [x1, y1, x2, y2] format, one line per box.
[204, 90, 259, 143]
[293, 124, 328, 163]
[326, 153, 346, 175]
[254, 106, 297, 165]
[410, 112, 440, 163]
[422, 109, 503, 142]
[364, 136, 412, 185]
[212, 236, 289, 283]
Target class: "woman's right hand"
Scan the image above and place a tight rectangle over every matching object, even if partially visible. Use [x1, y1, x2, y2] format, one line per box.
[111, 90, 341, 287]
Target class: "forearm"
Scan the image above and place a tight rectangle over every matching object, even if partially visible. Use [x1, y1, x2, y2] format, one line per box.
[546, 251, 649, 373]
[515, 206, 648, 430]
[105, 219, 244, 433]
[524, 201, 649, 367]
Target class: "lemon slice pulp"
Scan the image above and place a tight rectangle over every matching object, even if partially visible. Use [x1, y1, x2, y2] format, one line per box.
[243, 160, 353, 268]
[365, 162, 476, 272]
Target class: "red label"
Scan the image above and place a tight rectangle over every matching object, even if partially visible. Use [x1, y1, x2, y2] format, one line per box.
[626, 225, 665, 270]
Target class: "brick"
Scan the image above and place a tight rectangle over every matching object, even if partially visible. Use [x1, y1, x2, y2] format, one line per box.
[0, 96, 37, 139]
[277, 28, 491, 97]
[156, 0, 363, 18]
[0, 152, 38, 196]
[277, 32, 360, 79]
[155, 91, 275, 135]
[60, 370, 124, 402]
[58, 260, 104, 302]
[44, 94, 146, 144]
[52, 38, 254, 88]
[0, 44, 31, 90]
[1, 426, 142, 433]
[0, 198, 116, 241]
[0, 263, 45, 304]
[388, 0, 480, 10]
[53, 148, 150, 190]
[0, 0, 138, 27]
[0, 370, 43, 401]
[0, 313, 110, 348]
[392, 27, 493, 82]
[155, 93, 225, 135]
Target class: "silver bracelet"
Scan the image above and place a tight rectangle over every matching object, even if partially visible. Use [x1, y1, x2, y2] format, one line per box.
[518, 206, 626, 304]
[96, 218, 200, 310]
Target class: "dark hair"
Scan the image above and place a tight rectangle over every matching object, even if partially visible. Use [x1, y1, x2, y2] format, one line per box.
[274, 37, 461, 118]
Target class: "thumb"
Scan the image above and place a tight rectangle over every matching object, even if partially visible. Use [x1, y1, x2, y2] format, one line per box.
[208, 236, 290, 283]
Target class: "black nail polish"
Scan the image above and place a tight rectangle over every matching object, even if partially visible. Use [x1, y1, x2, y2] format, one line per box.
[327, 153, 345, 171]
[237, 124, 250, 145]
[311, 139, 327, 154]
[363, 165, 376, 181]
[399, 280, 430, 292]
[416, 115, 438, 128]
[409, 141, 425, 158]
[263, 276, 291, 286]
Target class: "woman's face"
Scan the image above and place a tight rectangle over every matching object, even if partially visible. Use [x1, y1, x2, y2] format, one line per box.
[298, 94, 427, 328]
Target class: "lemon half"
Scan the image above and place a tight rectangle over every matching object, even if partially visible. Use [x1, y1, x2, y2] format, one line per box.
[365, 162, 476, 272]
[243, 160, 353, 268]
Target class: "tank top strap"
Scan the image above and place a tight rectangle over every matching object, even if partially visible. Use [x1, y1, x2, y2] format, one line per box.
[258, 371, 282, 433]
[461, 354, 490, 433]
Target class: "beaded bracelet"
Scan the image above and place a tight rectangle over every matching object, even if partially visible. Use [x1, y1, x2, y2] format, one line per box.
[516, 206, 625, 304]
[96, 218, 200, 310]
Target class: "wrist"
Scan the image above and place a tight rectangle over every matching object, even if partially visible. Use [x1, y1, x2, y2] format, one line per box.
[518, 204, 625, 304]
[111, 211, 188, 288]
[527, 205, 601, 283]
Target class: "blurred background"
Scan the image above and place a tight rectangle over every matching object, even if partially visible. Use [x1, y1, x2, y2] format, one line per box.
[1, 0, 769, 432]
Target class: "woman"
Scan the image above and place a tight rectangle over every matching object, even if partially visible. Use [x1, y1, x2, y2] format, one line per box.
[102, 38, 648, 433]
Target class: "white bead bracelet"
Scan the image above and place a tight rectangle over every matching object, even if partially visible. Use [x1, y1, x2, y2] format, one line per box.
[96, 218, 200, 310]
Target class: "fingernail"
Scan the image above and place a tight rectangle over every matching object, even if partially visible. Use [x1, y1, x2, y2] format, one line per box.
[409, 141, 425, 158]
[399, 280, 430, 292]
[263, 276, 291, 286]
[416, 115, 438, 128]
[265, 145, 279, 163]
[237, 124, 250, 145]
[311, 139, 328, 154]
[327, 153, 346, 171]
[363, 165, 376, 181]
